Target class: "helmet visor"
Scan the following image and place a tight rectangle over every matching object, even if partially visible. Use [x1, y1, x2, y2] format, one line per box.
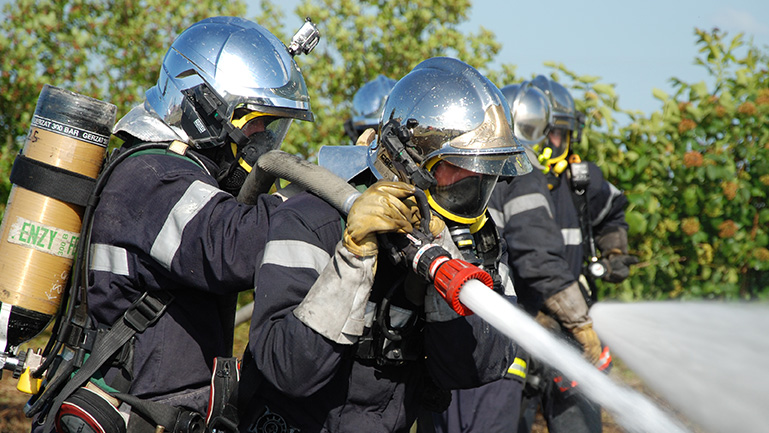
[437, 151, 532, 178]
[232, 109, 293, 160]
[543, 127, 570, 161]
[429, 160, 498, 219]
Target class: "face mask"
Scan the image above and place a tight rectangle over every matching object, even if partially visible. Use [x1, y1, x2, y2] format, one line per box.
[428, 160, 497, 220]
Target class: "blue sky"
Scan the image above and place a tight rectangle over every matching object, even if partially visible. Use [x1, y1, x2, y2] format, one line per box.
[249, 0, 769, 118]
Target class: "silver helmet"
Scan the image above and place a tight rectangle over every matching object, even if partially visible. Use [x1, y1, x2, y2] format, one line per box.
[145, 16, 314, 150]
[374, 57, 531, 225]
[529, 75, 581, 164]
[500, 83, 551, 148]
[348, 75, 396, 139]
[531, 75, 577, 132]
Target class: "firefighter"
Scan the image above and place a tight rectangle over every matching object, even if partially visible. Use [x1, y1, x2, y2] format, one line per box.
[489, 76, 637, 433]
[32, 16, 315, 433]
[238, 57, 532, 433]
[343, 74, 397, 144]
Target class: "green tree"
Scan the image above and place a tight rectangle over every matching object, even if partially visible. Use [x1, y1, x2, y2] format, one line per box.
[0, 0, 247, 210]
[578, 29, 769, 300]
[276, 0, 515, 157]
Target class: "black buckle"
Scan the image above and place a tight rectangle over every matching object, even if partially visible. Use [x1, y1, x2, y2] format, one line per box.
[123, 292, 173, 333]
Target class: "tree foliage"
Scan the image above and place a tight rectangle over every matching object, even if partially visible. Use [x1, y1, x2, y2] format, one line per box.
[0, 1, 767, 299]
[272, 0, 513, 157]
[552, 29, 769, 300]
[0, 0, 247, 209]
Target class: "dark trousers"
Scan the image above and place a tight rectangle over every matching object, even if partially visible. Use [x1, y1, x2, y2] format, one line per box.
[518, 363, 602, 433]
[425, 378, 524, 433]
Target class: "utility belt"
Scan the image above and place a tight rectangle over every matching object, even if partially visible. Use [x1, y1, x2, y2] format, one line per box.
[354, 300, 424, 366]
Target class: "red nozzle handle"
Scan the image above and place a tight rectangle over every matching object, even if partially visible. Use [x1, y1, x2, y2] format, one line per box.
[433, 259, 493, 316]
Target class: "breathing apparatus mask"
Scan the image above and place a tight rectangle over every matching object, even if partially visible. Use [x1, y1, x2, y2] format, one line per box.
[215, 108, 293, 195]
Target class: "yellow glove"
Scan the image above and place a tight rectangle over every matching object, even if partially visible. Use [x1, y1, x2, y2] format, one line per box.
[572, 323, 602, 365]
[402, 196, 446, 239]
[428, 216, 446, 238]
[543, 282, 602, 365]
[343, 181, 416, 257]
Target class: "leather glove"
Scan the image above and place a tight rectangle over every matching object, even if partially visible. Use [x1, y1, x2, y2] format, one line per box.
[543, 282, 602, 365]
[294, 241, 377, 344]
[355, 128, 376, 146]
[343, 181, 416, 257]
[403, 197, 446, 239]
[534, 311, 560, 332]
[595, 227, 637, 283]
[602, 252, 639, 283]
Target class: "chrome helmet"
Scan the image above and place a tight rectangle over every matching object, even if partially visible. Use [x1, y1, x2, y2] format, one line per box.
[500, 83, 551, 148]
[374, 57, 531, 226]
[529, 75, 581, 165]
[346, 75, 396, 141]
[145, 16, 314, 152]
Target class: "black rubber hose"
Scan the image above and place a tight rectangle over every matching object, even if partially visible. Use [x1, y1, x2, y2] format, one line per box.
[236, 164, 276, 204]
[253, 150, 361, 214]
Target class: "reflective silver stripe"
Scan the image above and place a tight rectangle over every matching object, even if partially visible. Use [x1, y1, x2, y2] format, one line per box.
[562, 228, 582, 245]
[89, 243, 130, 276]
[498, 262, 516, 297]
[151, 180, 222, 270]
[503, 193, 553, 219]
[593, 183, 622, 227]
[488, 207, 504, 229]
[0, 303, 11, 352]
[261, 239, 331, 275]
[507, 356, 527, 378]
[389, 304, 414, 328]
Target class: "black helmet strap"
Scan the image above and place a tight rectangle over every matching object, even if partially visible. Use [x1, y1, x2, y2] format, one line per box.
[180, 83, 250, 149]
[379, 118, 436, 190]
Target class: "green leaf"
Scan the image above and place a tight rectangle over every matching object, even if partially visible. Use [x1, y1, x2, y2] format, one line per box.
[592, 83, 616, 98]
[652, 88, 669, 101]
[626, 210, 648, 236]
[690, 81, 709, 99]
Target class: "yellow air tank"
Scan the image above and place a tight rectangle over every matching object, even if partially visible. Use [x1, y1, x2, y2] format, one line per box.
[0, 85, 116, 354]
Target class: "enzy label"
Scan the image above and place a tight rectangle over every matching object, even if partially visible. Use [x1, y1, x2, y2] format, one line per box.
[7, 216, 79, 259]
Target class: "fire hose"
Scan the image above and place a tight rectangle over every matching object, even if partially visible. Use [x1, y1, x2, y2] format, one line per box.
[237, 149, 495, 319]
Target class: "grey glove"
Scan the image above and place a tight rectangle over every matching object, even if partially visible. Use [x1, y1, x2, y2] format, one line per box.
[602, 253, 639, 283]
[595, 226, 638, 283]
[293, 241, 376, 345]
[543, 282, 601, 365]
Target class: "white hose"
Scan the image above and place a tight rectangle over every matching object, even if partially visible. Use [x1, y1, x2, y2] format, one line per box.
[459, 280, 691, 433]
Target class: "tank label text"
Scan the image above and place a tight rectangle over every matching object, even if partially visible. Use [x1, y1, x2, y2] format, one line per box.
[31, 115, 110, 147]
[6, 216, 79, 259]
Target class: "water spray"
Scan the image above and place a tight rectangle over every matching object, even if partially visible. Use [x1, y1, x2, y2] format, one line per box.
[592, 301, 769, 433]
[461, 285, 692, 433]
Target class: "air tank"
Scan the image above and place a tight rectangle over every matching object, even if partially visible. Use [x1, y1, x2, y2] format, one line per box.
[0, 85, 115, 353]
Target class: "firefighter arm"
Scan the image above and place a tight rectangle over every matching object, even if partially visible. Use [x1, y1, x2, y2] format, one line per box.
[247, 198, 352, 397]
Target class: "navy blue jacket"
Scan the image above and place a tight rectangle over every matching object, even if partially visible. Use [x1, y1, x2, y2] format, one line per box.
[87, 145, 281, 412]
[244, 192, 514, 433]
[489, 162, 628, 313]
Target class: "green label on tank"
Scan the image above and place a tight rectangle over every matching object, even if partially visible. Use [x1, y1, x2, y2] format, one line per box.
[7, 216, 79, 259]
